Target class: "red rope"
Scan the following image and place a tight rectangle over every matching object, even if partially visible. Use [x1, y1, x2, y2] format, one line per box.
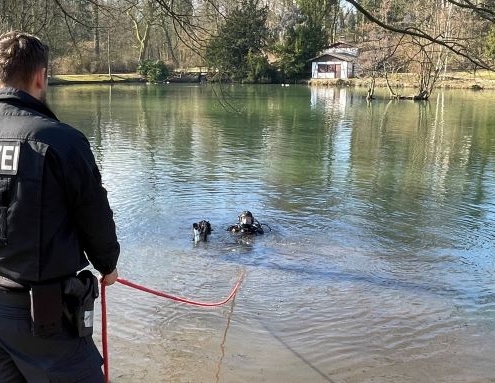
[101, 272, 244, 382]
[115, 275, 244, 306]
[101, 282, 109, 383]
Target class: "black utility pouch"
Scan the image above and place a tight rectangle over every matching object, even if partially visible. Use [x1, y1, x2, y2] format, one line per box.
[63, 270, 99, 337]
[31, 283, 63, 337]
[0, 206, 8, 247]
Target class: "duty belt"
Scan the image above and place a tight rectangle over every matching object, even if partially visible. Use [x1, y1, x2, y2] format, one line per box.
[0, 275, 30, 292]
[0, 276, 30, 308]
[0, 288, 30, 307]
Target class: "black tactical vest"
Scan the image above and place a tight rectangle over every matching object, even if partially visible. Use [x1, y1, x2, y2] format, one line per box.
[0, 89, 87, 283]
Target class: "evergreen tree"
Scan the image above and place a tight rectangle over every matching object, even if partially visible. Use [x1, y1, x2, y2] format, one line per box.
[205, 0, 269, 82]
[274, 1, 330, 80]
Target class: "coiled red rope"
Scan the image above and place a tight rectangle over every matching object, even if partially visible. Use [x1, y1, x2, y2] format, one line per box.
[100, 272, 244, 383]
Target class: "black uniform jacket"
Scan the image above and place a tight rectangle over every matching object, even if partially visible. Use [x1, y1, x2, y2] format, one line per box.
[0, 88, 119, 284]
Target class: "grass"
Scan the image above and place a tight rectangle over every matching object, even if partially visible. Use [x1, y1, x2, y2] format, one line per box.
[48, 73, 143, 85]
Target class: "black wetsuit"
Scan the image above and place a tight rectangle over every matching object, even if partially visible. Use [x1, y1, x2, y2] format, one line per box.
[227, 222, 264, 235]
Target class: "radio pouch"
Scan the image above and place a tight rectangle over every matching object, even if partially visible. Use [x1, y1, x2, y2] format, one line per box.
[63, 270, 99, 337]
[31, 283, 63, 337]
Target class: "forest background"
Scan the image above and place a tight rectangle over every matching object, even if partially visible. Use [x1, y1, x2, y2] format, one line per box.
[2, 0, 495, 98]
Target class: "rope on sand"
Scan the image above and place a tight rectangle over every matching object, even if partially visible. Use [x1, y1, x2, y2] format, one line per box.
[100, 271, 245, 383]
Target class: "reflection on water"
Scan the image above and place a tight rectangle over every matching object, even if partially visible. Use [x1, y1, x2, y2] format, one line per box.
[48, 84, 495, 383]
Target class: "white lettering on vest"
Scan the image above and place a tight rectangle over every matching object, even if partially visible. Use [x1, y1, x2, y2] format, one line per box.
[0, 141, 20, 175]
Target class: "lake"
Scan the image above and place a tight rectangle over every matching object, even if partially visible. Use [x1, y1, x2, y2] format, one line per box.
[47, 84, 495, 383]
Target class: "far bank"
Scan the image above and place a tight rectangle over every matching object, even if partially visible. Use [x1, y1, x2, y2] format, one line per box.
[48, 71, 495, 90]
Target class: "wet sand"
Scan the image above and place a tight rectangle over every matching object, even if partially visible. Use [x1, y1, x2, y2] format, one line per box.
[94, 291, 495, 383]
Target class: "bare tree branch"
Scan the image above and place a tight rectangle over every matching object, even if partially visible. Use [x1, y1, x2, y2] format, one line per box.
[446, 0, 495, 20]
[345, 0, 492, 70]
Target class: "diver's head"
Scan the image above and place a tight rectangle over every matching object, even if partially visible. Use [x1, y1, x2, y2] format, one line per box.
[238, 211, 254, 225]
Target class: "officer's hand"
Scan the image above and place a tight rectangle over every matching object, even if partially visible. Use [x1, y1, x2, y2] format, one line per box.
[101, 269, 118, 286]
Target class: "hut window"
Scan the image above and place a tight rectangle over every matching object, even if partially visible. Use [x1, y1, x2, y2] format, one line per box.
[318, 64, 336, 73]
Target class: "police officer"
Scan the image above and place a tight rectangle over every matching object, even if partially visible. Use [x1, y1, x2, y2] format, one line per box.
[0, 31, 120, 382]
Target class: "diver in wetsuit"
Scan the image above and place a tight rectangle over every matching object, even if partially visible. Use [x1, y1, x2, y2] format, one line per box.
[227, 211, 264, 235]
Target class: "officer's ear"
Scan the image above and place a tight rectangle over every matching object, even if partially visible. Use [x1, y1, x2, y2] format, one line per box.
[29, 66, 48, 100]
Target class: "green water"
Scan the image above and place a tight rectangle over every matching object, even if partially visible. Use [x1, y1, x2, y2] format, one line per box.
[47, 84, 495, 383]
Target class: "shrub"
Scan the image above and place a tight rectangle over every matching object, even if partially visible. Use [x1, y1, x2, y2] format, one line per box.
[137, 60, 170, 83]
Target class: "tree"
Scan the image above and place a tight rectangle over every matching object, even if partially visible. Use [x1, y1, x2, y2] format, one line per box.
[273, 0, 333, 80]
[485, 25, 495, 60]
[205, 0, 270, 82]
[358, 24, 406, 100]
[346, 0, 493, 100]
[127, 1, 161, 62]
[345, 0, 495, 70]
[1, 0, 494, 82]
[156, 0, 203, 69]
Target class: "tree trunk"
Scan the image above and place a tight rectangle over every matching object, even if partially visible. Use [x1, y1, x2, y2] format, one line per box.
[163, 28, 179, 67]
[366, 74, 375, 101]
[93, 2, 100, 59]
[138, 23, 151, 62]
[107, 31, 113, 80]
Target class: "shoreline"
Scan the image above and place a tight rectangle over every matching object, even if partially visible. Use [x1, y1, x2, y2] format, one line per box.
[48, 71, 495, 90]
[48, 73, 144, 86]
[308, 78, 491, 90]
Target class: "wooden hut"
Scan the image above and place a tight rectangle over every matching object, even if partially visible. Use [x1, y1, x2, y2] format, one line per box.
[310, 42, 358, 80]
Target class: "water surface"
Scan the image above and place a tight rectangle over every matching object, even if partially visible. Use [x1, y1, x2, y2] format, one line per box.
[48, 84, 495, 383]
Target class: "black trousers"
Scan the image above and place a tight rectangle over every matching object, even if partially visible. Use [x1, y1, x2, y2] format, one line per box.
[0, 289, 104, 383]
